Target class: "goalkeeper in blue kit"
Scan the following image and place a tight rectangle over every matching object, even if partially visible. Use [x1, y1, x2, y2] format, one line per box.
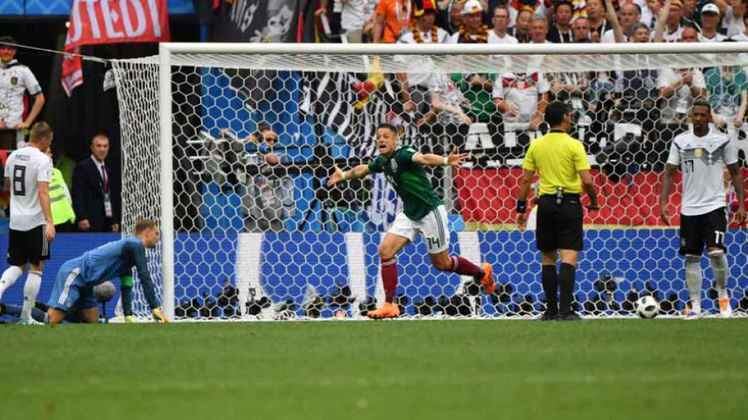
[46, 219, 167, 324]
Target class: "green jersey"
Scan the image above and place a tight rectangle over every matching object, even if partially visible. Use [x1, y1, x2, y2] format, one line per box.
[367, 146, 442, 221]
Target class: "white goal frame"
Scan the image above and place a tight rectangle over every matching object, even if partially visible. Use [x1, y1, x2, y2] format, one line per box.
[156, 42, 748, 319]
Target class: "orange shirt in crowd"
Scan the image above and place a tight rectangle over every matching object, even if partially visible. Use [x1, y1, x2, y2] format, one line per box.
[376, 0, 411, 43]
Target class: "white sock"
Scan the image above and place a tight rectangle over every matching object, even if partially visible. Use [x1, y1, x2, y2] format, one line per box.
[20, 271, 42, 322]
[0, 266, 24, 300]
[708, 252, 729, 300]
[685, 257, 702, 313]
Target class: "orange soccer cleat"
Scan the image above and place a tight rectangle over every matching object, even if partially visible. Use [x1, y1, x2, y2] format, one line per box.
[367, 302, 400, 319]
[718, 296, 733, 318]
[480, 263, 496, 295]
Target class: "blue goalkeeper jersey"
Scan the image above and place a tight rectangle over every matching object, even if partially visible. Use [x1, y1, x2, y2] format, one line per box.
[68, 237, 159, 310]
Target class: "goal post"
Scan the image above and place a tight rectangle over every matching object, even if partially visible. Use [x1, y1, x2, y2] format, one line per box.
[114, 42, 748, 320]
[158, 44, 175, 320]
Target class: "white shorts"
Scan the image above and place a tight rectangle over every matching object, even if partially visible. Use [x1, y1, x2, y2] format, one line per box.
[388, 205, 450, 254]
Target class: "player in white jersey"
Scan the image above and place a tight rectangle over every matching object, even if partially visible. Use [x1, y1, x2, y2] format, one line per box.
[0, 121, 55, 324]
[660, 100, 746, 319]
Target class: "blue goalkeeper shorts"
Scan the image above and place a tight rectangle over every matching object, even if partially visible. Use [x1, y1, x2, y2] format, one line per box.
[47, 261, 97, 313]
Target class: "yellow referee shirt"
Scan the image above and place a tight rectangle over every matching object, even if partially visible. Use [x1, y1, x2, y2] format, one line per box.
[521, 132, 590, 195]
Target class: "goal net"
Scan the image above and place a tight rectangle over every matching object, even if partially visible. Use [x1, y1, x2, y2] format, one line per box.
[112, 43, 748, 320]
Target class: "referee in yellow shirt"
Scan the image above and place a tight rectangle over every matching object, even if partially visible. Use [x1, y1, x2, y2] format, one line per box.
[516, 101, 599, 321]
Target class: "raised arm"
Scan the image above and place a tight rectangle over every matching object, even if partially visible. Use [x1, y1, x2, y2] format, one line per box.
[712, 0, 729, 15]
[412, 150, 468, 167]
[605, 0, 626, 43]
[327, 164, 371, 186]
[653, 0, 672, 43]
[372, 12, 386, 43]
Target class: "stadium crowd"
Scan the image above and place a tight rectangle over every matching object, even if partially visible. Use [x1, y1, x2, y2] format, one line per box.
[315, 0, 748, 167]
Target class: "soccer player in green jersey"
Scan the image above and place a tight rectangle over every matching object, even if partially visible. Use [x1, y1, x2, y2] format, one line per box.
[328, 123, 495, 319]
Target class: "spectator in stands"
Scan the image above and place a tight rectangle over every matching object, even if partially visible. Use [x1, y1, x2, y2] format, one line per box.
[418, 72, 472, 151]
[0, 36, 45, 149]
[445, 0, 466, 33]
[570, 0, 587, 20]
[658, 27, 707, 127]
[729, 9, 748, 39]
[241, 124, 294, 232]
[529, 15, 550, 43]
[508, 0, 547, 28]
[612, 23, 659, 121]
[493, 71, 550, 131]
[705, 62, 748, 131]
[547, 1, 575, 43]
[585, 0, 610, 41]
[654, 0, 685, 42]
[654, 26, 706, 165]
[448, 0, 491, 43]
[448, 1, 504, 157]
[635, 0, 662, 28]
[72, 132, 120, 233]
[602, 0, 640, 42]
[509, 6, 533, 42]
[718, 0, 746, 37]
[489, 4, 519, 43]
[373, 0, 412, 43]
[680, 0, 699, 28]
[318, 0, 379, 43]
[426, 73, 472, 127]
[572, 16, 593, 42]
[397, 0, 449, 119]
[680, 24, 700, 41]
[699, 4, 726, 42]
[547, 71, 594, 127]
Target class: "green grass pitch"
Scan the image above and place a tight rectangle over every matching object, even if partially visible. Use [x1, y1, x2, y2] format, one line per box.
[1, 320, 746, 420]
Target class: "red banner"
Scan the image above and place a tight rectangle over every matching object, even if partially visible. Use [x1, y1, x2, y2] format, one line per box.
[62, 0, 171, 96]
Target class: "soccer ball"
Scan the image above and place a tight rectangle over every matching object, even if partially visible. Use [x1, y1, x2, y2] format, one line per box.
[636, 296, 660, 319]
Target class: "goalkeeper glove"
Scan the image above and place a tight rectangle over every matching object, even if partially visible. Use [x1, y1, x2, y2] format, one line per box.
[124, 315, 135, 323]
[152, 307, 169, 323]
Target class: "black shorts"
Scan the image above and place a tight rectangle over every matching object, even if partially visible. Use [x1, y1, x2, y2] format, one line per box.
[679, 207, 728, 256]
[7, 225, 51, 267]
[535, 194, 584, 252]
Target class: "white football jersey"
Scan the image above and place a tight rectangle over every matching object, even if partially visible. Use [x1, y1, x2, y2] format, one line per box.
[4, 146, 52, 231]
[0, 60, 42, 127]
[667, 128, 738, 216]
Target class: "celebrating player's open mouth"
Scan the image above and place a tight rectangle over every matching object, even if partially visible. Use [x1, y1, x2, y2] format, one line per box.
[378, 133, 395, 155]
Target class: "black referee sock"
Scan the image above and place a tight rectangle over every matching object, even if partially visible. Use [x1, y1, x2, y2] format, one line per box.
[559, 263, 576, 314]
[541, 265, 558, 314]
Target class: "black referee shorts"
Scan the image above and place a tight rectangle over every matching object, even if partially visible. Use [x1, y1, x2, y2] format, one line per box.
[7, 225, 51, 267]
[535, 194, 584, 253]
[679, 207, 728, 256]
